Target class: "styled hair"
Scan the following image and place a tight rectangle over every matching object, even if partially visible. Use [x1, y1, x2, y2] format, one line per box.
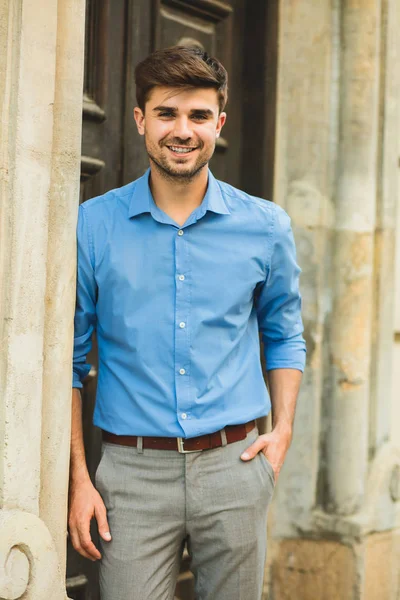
[134, 46, 228, 113]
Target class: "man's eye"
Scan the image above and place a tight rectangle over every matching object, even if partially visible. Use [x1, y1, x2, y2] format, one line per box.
[159, 112, 174, 118]
[192, 114, 207, 121]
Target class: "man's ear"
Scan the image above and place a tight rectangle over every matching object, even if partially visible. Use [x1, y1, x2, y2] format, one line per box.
[216, 112, 227, 138]
[134, 107, 145, 136]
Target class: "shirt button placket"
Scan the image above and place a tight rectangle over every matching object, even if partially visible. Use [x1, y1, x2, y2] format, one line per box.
[175, 228, 191, 433]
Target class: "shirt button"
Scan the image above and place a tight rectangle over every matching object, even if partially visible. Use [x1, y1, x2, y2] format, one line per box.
[179, 322, 186, 328]
[181, 412, 187, 420]
[178, 229, 184, 236]
[179, 368, 186, 375]
[178, 274, 185, 281]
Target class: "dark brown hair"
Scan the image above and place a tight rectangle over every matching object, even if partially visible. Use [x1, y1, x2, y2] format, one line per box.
[134, 46, 228, 113]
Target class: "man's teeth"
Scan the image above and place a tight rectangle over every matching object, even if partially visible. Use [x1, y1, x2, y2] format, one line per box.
[169, 146, 196, 154]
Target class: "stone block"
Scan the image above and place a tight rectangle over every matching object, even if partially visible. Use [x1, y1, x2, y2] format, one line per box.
[271, 539, 356, 600]
[363, 530, 400, 600]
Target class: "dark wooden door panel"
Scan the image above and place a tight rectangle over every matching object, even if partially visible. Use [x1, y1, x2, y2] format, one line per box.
[153, 0, 238, 184]
[157, 5, 219, 54]
[81, 0, 127, 200]
[122, 0, 155, 183]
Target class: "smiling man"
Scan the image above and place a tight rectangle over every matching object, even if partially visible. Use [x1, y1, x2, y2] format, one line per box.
[68, 46, 306, 600]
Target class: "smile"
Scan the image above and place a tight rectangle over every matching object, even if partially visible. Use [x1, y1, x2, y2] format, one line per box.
[167, 146, 197, 154]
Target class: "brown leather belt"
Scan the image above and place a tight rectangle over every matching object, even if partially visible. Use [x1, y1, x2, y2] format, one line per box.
[102, 420, 256, 453]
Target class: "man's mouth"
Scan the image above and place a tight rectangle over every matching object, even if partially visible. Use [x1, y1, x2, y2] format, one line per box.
[167, 145, 198, 154]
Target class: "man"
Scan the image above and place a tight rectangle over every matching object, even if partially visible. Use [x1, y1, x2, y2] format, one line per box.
[69, 46, 306, 600]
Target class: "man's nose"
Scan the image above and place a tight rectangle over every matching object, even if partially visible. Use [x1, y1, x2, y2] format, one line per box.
[172, 117, 192, 140]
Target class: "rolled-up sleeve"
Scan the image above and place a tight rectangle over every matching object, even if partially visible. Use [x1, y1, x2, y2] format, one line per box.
[72, 204, 97, 388]
[255, 205, 306, 372]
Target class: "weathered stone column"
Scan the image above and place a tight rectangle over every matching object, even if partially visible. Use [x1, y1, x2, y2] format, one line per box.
[267, 0, 400, 598]
[326, 0, 381, 516]
[269, 0, 334, 539]
[0, 1, 85, 598]
[368, 0, 399, 458]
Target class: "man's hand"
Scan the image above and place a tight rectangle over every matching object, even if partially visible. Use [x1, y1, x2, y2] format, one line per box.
[240, 426, 292, 482]
[68, 477, 111, 561]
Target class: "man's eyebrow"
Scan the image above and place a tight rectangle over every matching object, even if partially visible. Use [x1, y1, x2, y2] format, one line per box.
[190, 109, 214, 117]
[153, 105, 177, 112]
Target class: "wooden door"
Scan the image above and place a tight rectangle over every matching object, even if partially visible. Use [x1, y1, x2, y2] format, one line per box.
[66, 1, 277, 598]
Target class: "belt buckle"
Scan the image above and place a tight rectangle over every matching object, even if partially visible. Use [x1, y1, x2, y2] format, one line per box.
[177, 437, 200, 454]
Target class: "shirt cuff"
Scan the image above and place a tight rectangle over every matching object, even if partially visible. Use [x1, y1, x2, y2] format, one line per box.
[265, 337, 306, 373]
[72, 367, 89, 389]
[72, 375, 83, 389]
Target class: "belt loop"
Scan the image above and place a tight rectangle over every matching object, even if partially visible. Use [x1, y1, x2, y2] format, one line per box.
[137, 436, 144, 454]
[220, 428, 228, 447]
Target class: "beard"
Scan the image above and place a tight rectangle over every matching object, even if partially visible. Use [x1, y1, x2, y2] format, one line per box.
[144, 135, 214, 183]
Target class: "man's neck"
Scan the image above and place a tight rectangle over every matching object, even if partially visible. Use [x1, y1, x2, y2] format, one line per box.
[149, 163, 209, 215]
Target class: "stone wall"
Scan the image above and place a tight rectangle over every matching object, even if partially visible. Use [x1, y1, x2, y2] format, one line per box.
[0, 1, 85, 598]
[266, 0, 400, 598]
[392, 71, 400, 460]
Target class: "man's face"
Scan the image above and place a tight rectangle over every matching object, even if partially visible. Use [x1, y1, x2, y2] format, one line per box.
[134, 86, 226, 181]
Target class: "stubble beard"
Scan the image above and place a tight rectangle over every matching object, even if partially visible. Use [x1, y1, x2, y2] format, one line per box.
[145, 137, 213, 184]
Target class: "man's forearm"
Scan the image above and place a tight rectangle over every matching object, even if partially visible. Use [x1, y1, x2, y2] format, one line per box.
[241, 368, 302, 473]
[70, 388, 91, 485]
[266, 368, 303, 436]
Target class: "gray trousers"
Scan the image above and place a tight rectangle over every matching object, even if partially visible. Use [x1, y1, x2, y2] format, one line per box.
[95, 427, 275, 600]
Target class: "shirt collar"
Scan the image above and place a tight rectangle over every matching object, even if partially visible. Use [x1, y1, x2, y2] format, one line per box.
[128, 168, 230, 219]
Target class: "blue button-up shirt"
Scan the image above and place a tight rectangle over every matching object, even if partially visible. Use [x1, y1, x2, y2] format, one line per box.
[73, 169, 306, 438]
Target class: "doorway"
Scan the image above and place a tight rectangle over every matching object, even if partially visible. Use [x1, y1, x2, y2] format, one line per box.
[67, 1, 277, 598]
